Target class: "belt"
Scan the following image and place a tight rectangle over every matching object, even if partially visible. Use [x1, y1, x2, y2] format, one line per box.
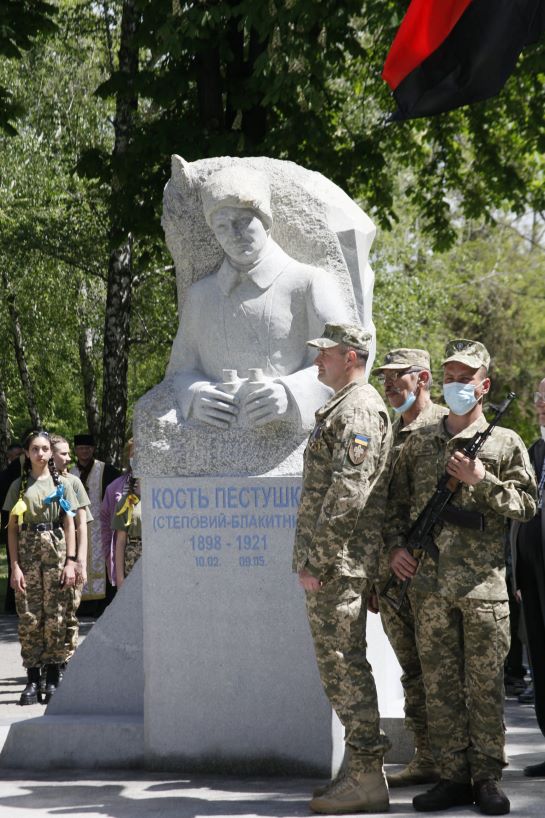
[438, 505, 485, 531]
[21, 522, 60, 532]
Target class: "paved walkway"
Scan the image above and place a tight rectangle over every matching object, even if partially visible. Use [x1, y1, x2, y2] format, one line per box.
[0, 614, 544, 817]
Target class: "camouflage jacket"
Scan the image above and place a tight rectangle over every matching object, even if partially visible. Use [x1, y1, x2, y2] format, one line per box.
[391, 401, 448, 471]
[384, 414, 537, 600]
[378, 401, 448, 581]
[292, 380, 392, 579]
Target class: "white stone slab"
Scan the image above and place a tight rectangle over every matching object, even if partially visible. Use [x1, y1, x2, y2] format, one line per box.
[143, 475, 337, 774]
[0, 715, 143, 769]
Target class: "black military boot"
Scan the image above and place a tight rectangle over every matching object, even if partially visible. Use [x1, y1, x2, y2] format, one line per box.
[43, 663, 61, 704]
[473, 779, 510, 815]
[58, 662, 67, 684]
[19, 667, 40, 706]
[39, 666, 47, 703]
[413, 779, 474, 811]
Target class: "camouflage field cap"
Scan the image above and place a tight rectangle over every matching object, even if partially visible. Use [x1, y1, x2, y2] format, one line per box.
[371, 348, 430, 376]
[441, 339, 491, 370]
[307, 323, 372, 352]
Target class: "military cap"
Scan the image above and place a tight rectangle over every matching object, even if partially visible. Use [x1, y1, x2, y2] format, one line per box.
[371, 348, 430, 375]
[307, 323, 372, 352]
[201, 166, 273, 230]
[441, 339, 490, 370]
[74, 433, 95, 447]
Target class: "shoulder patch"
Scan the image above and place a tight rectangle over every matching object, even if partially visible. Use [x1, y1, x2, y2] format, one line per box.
[348, 433, 369, 465]
[307, 422, 324, 451]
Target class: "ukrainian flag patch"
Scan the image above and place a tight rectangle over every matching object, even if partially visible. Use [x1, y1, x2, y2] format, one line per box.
[348, 433, 369, 465]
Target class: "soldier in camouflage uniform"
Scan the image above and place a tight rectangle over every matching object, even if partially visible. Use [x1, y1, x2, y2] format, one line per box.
[384, 339, 537, 815]
[292, 323, 392, 814]
[371, 348, 447, 787]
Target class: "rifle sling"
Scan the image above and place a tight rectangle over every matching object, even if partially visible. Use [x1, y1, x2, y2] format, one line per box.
[438, 504, 485, 531]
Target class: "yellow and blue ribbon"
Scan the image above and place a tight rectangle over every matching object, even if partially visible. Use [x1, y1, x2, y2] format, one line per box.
[116, 493, 140, 527]
[44, 484, 75, 517]
[11, 498, 28, 525]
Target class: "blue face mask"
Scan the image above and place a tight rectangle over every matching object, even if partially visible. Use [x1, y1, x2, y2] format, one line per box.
[392, 391, 417, 414]
[443, 382, 482, 416]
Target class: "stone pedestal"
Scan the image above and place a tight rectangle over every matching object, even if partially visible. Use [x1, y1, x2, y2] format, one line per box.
[143, 475, 333, 773]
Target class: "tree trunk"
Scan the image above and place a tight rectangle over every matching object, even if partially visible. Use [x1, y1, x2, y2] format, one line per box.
[78, 328, 100, 441]
[225, 16, 244, 130]
[100, 239, 133, 465]
[0, 382, 9, 468]
[77, 280, 100, 440]
[1, 271, 41, 429]
[99, 0, 139, 466]
[242, 27, 268, 146]
[196, 46, 224, 132]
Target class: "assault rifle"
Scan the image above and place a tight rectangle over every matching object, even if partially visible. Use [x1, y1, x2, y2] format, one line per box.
[381, 392, 516, 611]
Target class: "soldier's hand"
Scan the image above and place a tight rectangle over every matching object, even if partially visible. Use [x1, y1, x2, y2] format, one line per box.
[446, 451, 485, 485]
[244, 383, 290, 426]
[389, 547, 418, 581]
[193, 384, 239, 429]
[10, 563, 26, 593]
[298, 568, 322, 592]
[60, 561, 77, 588]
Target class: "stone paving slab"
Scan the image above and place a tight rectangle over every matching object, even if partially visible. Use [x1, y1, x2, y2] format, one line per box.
[0, 762, 544, 818]
[0, 616, 544, 817]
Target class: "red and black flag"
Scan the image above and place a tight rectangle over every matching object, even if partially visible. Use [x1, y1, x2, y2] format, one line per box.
[383, 0, 545, 121]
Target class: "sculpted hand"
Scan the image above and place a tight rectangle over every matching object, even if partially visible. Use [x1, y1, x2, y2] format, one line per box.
[244, 383, 290, 427]
[10, 564, 26, 593]
[193, 384, 239, 429]
[298, 568, 322, 592]
[389, 547, 418, 582]
[446, 451, 485, 485]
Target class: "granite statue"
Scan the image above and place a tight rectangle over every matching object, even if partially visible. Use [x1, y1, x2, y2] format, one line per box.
[135, 156, 377, 475]
[167, 165, 350, 431]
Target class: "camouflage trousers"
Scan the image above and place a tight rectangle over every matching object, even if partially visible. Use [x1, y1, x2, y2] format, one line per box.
[412, 591, 510, 782]
[63, 584, 82, 662]
[378, 588, 429, 744]
[124, 536, 142, 578]
[15, 529, 71, 668]
[305, 576, 391, 772]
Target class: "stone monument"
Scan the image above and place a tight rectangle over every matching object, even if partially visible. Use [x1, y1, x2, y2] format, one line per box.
[0, 156, 408, 773]
[136, 156, 376, 474]
[134, 156, 404, 773]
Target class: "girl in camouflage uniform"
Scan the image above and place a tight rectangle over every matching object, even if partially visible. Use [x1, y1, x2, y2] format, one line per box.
[4, 431, 78, 705]
[112, 473, 141, 588]
[51, 435, 93, 667]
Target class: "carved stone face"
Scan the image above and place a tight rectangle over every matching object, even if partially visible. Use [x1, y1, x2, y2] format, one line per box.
[209, 206, 269, 267]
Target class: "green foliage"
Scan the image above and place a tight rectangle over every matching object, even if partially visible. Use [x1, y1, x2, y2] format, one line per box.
[372, 199, 545, 445]
[96, 0, 545, 254]
[0, 0, 544, 452]
[0, 0, 176, 443]
[0, 0, 57, 134]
